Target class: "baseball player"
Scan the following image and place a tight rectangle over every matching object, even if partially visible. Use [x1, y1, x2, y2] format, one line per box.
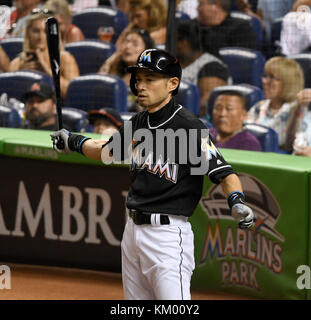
[50, 49, 254, 300]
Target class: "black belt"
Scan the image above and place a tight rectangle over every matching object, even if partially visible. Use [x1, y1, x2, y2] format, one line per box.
[129, 210, 170, 225]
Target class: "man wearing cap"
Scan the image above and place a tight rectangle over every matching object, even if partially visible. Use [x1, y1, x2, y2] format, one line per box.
[88, 108, 123, 136]
[50, 49, 254, 300]
[23, 81, 57, 130]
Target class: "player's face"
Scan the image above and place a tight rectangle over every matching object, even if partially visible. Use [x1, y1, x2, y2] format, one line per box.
[135, 69, 177, 112]
[213, 95, 247, 136]
[28, 19, 47, 50]
[122, 33, 146, 65]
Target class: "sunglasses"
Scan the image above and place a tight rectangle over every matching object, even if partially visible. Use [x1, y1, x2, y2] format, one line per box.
[31, 8, 54, 15]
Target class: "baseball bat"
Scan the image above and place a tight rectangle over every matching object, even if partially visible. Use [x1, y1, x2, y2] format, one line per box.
[45, 17, 63, 130]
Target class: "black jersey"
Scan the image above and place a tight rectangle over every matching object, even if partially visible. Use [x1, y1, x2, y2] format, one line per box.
[106, 98, 234, 217]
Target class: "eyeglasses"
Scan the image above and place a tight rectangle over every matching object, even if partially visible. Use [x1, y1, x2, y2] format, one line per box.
[261, 72, 281, 82]
[31, 8, 54, 15]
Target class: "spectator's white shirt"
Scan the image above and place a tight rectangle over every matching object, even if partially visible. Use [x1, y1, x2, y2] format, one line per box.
[280, 11, 311, 55]
[177, 0, 198, 19]
[70, 0, 99, 13]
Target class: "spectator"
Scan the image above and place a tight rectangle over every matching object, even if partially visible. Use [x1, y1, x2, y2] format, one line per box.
[176, 21, 230, 116]
[127, 0, 167, 45]
[210, 91, 262, 151]
[256, 0, 294, 41]
[99, 28, 155, 111]
[285, 88, 311, 156]
[44, 0, 85, 44]
[23, 81, 58, 130]
[88, 107, 123, 135]
[177, 0, 199, 19]
[8, 10, 79, 98]
[234, 0, 263, 22]
[247, 57, 304, 149]
[0, 46, 10, 72]
[8, 0, 41, 37]
[280, 0, 311, 56]
[190, 0, 255, 57]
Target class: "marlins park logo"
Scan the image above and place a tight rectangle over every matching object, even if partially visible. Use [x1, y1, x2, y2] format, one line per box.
[199, 173, 284, 291]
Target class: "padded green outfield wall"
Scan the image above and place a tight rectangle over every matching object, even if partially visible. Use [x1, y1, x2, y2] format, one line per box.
[0, 128, 311, 299]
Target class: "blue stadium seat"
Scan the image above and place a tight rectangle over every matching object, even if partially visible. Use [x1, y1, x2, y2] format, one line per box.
[0, 37, 23, 60]
[64, 74, 128, 112]
[175, 80, 200, 116]
[271, 17, 283, 54]
[0, 105, 22, 128]
[62, 107, 88, 132]
[0, 71, 53, 101]
[243, 123, 279, 152]
[72, 6, 128, 42]
[65, 40, 115, 75]
[288, 54, 311, 88]
[230, 11, 263, 50]
[219, 47, 266, 87]
[207, 84, 264, 120]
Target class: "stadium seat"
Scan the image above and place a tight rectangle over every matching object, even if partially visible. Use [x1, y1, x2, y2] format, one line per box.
[72, 6, 128, 42]
[0, 105, 22, 128]
[207, 84, 264, 120]
[65, 40, 115, 75]
[230, 11, 263, 50]
[0, 71, 53, 101]
[271, 17, 283, 55]
[62, 107, 89, 132]
[288, 54, 311, 88]
[0, 37, 23, 60]
[175, 80, 200, 116]
[219, 47, 266, 87]
[243, 123, 279, 152]
[64, 74, 128, 112]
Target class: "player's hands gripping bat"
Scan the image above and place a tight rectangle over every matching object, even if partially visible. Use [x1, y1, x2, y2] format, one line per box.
[46, 17, 64, 149]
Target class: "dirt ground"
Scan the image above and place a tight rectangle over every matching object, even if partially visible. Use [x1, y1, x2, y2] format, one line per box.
[0, 263, 253, 300]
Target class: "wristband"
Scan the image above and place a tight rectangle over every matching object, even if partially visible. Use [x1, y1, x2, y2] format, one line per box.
[227, 191, 245, 209]
[68, 134, 90, 154]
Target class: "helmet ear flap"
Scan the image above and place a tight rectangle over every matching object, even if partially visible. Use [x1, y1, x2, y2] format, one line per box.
[130, 71, 138, 96]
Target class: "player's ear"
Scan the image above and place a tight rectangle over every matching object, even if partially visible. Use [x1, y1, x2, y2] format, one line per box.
[167, 77, 179, 94]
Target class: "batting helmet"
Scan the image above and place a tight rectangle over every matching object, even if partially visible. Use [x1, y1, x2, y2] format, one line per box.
[127, 49, 182, 96]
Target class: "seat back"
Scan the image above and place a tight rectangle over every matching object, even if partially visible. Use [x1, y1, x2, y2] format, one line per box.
[230, 11, 263, 50]
[175, 80, 200, 116]
[64, 74, 128, 112]
[219, 47, 266, 87]
[0, 37, 24, 60]
[0, 71, 53, 101]
[289, 53, 311, 88]
[65, 40, 115, 75]
[72, 6, 128, 42]
[62, 107, 88, 132]
[243, 123, 279, 152]
[0, 105, 22, 128]
[207, 84, 264, 120]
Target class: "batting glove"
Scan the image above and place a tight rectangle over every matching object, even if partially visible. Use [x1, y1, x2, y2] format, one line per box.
[231, 203, 254, 229]
[50, 129, 72, 154]
[227, 191, 254, 229]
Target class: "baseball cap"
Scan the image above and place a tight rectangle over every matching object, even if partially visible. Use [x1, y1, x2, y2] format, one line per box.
[88, 108, 123, 128]
[23, 82, 55, 101]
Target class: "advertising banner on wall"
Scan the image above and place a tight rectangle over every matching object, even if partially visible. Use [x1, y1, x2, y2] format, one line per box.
[190, 157, 310, 300]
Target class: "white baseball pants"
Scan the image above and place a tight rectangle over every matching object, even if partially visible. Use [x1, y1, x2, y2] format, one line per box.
[121, 214, 195, 300]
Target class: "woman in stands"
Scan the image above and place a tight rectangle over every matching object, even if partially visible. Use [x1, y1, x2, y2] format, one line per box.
[44, 0, 85, 44]
[247, 57, 304, 151]
[99, 28, 155, 111]
[8, 10, 79, 98]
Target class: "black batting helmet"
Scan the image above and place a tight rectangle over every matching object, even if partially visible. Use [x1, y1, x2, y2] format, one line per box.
[127, 49, 182, 96]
